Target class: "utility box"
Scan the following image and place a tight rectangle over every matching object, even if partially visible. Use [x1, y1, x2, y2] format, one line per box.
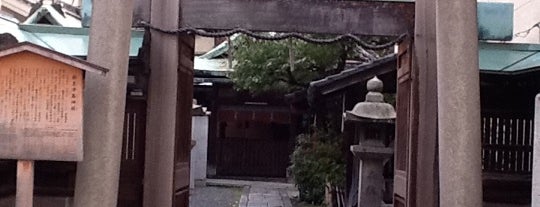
[478, 2, 514, 41]
[0, 42, 107, 161]
[190, 107, 210, 189]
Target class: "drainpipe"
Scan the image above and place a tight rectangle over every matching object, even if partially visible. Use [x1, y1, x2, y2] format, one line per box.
[81, 0, 91, 27]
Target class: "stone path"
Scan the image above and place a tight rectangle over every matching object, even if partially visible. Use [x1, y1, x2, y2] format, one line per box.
[189, 185, 243, 207]
[204, 179, 296, 207]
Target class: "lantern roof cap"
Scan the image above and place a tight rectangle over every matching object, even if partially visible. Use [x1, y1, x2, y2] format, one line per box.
[346, 76, 396, 121]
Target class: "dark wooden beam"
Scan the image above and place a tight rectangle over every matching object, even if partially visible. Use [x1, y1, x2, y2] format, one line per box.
[308, 54, 397, 99]
[412, 0, 439, 205]
[180, 0, 414, 36]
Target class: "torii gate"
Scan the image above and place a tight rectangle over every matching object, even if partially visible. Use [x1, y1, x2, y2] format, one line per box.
[162, 1, 425, 206]
[76, 0, 481, 207]
[172, 1, 420, 206]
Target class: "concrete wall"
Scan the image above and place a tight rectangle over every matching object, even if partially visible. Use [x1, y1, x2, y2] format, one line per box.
[0, 0, 32, 21]
[62, 0, 82, 7]
[532, 95, 540, 205]
[195, 36, 215, 55]
[480, 0, 540, 43]
[190, 115, 209, 188]
[1, 0, 83, 22]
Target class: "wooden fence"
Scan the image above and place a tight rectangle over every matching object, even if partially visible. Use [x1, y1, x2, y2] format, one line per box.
[481, 113, 534, 174]
[218, 138, 289, 177]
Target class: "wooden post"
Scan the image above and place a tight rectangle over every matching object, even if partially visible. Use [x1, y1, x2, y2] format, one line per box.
[436, 0, 482, 206]
[532, 94, 540, 205]
[413, 0, 438, 206]
[227, 36, 233, 69]
[16, 160, 34, 207]
[143, 0, 183, 205]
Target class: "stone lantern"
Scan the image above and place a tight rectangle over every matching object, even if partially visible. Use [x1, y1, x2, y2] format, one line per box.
[345, 76, 395, 207]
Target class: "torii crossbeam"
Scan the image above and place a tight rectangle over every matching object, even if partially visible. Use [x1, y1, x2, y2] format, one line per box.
[180, 0, 415, 36]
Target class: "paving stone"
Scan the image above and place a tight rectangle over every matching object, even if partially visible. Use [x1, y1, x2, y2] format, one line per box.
[189, 186, 242, 207]
[247, 188, 287, 207]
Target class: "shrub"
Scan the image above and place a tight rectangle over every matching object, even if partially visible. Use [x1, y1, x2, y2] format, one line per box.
[290, 128, 345, 204]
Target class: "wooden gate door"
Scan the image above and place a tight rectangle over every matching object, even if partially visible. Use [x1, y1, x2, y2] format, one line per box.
[393, 39, 417, 207]
[216, 115, 291, 177]
[118, 99, 147, 207]
[173, 35, 195, 207]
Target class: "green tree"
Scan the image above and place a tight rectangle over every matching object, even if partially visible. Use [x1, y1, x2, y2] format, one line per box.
[231, 36, 345, 93]
[230, 35, 390, 94]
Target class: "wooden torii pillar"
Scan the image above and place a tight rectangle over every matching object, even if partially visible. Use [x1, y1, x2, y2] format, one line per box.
[142, 0, 195, 206]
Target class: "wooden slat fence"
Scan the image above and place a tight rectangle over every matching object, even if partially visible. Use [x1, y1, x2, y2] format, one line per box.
[481, 113, 534, 174]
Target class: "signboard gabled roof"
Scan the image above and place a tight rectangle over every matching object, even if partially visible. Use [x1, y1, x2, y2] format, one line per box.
[0, 42, 108, 75]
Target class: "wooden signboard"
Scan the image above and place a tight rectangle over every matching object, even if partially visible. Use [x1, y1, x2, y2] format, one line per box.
[0, 43, 107, 207]
[0, 43, 106, 161]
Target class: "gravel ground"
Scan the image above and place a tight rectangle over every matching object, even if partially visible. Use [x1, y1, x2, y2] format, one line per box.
[190, 186, 242, 207]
